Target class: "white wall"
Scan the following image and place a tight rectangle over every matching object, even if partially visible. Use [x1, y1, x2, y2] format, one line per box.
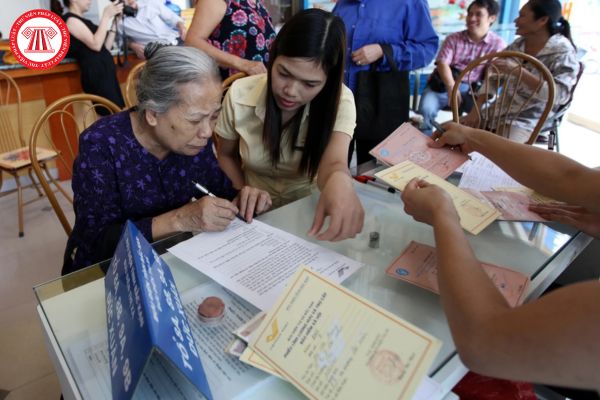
[0, 0, 43, 38]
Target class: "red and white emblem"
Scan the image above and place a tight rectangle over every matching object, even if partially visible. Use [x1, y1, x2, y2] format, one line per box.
[10, 9, 70, 70]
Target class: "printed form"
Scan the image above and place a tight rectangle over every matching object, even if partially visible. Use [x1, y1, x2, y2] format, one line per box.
[168, 220, 364, 311]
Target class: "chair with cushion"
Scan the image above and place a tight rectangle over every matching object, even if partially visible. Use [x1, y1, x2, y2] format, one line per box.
[451, 50, 556, 145]
[0, 70, 58, 237]
[29, 94, 122, 236]
[124, 61, 146, 108]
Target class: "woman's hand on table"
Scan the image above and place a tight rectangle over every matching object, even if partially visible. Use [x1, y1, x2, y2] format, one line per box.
[173, 196, 238, 232]
[233, 186, 272, 223]
[529, 203, 600, 239]
[308, 174, 364, 241]
[401, 178, 458, 226]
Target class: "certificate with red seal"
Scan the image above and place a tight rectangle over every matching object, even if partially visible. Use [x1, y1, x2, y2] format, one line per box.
[248, 266, 441, 400]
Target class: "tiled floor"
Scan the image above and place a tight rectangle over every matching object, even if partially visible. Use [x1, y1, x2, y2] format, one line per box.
[0, 183, 74, 400]
[0, 77, 598, 399]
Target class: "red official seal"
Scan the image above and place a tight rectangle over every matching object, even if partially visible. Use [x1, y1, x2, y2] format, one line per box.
[9, 9, 70, 70]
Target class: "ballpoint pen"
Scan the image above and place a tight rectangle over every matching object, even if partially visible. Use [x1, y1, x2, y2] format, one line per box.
[192, 181, 248, 223]
[353, 175, 396, 194]
[431, 120, 445, 133]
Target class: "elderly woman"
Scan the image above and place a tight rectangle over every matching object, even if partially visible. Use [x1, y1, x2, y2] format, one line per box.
[62, 45, 271, 275]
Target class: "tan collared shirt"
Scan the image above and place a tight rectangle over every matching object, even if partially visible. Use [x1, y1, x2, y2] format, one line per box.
[216, 74, 356, 208]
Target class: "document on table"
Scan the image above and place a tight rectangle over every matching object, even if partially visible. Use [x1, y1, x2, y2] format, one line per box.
[458, 152, 521, 191]
[168, 219, 364, 311]
[386, 241, 530, 307]
[63, 281, 269, 400]
[249, 266, 441, 400]
[375, 161, 501, 234]
[369, 122, 468, 178]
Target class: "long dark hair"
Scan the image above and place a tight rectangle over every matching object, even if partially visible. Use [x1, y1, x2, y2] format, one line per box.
[527, 0, 575, 48]
[263, 8, 346, 180]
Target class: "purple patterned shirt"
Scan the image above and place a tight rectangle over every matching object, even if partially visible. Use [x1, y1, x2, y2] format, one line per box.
[437, 30, 506, 83]
[64, 111, 236, 274]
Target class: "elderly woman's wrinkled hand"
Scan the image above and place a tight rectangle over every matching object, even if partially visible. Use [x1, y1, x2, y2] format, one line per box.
[401, 179, 458, 226]
[175, 196, 238, 232]
[234, 186, 272, 223]
[308, 174, 364, 241]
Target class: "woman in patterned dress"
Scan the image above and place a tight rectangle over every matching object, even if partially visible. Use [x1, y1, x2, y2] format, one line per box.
[185, 0, 276, 78]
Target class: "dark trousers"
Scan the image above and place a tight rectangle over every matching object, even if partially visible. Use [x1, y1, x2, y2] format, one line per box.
[348, 138, 379, 167]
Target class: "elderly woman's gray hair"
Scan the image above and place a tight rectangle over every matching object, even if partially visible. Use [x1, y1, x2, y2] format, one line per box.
[136, 45, 221, 117]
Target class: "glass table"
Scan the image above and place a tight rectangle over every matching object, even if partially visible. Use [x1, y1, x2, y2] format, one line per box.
[34, 182, 592, 399]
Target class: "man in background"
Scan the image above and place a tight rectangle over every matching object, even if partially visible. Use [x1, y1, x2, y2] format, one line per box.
[418, 0, 505, 135]
[122, 0, 187, 58]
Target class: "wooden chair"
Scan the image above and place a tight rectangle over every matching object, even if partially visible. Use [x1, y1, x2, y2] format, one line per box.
[29, 94, 122, 236]
[451, 50, 556, 145]
[124, 61, 146, 108]
[213, 72, 248, 155]
[0, 71, 57, 237]
[222, 72, 247, 93]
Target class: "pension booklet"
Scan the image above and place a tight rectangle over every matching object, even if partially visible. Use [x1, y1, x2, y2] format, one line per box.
[369, 122, 468, 178]
[375, 161, 501, 235]
[249, 266, 441, 400]
[386, 241, 530, 307]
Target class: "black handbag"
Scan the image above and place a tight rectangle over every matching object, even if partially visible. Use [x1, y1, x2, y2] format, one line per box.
[354, 44, 410, 142]
[427, 65, 462, 93]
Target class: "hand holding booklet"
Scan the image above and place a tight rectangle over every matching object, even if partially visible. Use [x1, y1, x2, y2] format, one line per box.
[386, 241, 529, 307]
[369, 122, 468, 178]
[376, 161, 501, 234]
[248, 266, 441, 400]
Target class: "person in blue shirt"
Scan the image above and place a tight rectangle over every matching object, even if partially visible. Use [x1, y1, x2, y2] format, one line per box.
[333, 0, 439, 165]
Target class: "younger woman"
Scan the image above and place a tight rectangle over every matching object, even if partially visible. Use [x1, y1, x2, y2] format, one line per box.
[216, 9, 364, 242]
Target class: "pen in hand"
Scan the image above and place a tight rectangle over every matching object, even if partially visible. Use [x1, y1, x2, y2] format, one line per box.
[431, 120, 445, 133]
[192, 181, 248, 223]
[431, 121, 471, 160]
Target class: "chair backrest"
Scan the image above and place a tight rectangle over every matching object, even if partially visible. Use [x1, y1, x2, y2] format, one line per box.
[451, 50, 556, 144]
[222, 72, 247, 95]
[0, 71, 24, 153]
[213, 72, 248, 155]
[29, 94, 122, 235]
[124, 61, 146, 108]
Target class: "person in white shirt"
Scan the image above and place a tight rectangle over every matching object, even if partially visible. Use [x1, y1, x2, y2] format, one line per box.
[121, 0, 187, 58]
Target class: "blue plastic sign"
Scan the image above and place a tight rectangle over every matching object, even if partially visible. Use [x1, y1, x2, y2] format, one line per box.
[105, 221, 213, 400]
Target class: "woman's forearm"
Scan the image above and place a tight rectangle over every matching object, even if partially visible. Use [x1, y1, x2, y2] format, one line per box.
[186, 33, 245, 72]
[217, 153, 246, 190]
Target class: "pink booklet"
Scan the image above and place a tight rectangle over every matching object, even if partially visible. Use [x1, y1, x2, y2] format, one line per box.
[386, 241, 529, 307]
[369, 123, 468, 178]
